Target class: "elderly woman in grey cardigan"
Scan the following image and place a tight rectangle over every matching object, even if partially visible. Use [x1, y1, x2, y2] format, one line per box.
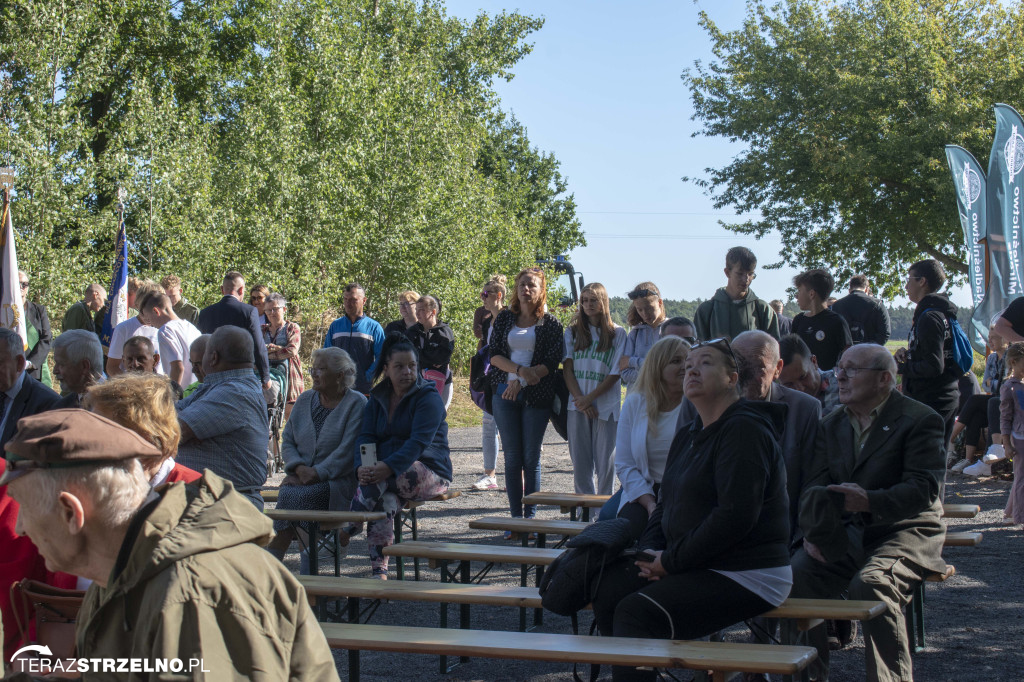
[267, 347, 366, 558]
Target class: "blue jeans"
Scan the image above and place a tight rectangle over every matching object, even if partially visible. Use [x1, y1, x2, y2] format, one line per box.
[492, 384, 548, 518]
[598, 488, 623, 521]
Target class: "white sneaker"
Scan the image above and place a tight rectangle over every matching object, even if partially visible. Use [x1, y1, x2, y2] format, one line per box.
[983, 444, 1006, 463]
[962, 460, 992, 477]
[950, 459, 970, 473]
[472, 474, 499, 491]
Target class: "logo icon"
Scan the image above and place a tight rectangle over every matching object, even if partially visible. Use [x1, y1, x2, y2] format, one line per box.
[11, 644, 53, 661]
[959, 162, 982, 209]
[1004, 124, 1024, 182]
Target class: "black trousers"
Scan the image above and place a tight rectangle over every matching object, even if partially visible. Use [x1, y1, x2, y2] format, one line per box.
[591, 557, 775, 681]
[956, 394, 1000, 448]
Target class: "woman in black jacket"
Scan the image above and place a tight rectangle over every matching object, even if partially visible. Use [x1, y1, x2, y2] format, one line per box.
[20, 271, 52, 387]
[406, 295, 455, 410]
[486, 267, 563, 523]
[591, 338, 792, 682]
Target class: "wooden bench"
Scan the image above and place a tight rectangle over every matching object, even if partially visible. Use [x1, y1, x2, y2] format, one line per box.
[321, 622, 817, 682]
[393, 490, 462, 580]
[468, 515, 590, 548]
[941, 503, 980, 519]
[523, 491, 610, 521]
[264, 510, 386, 577]
[907, 564, 955, 653]
[944, 531, 982, 547]
[260, 488, 279, 503]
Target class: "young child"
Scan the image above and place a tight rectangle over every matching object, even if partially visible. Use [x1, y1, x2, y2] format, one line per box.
[564, 283, 626, 495]
[999, 341, 1024, 525]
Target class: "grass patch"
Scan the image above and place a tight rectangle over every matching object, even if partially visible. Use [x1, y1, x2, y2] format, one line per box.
[447, 374, 484, 428]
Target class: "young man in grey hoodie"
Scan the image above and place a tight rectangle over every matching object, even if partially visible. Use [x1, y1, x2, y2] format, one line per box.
[694, 246, 780, 341]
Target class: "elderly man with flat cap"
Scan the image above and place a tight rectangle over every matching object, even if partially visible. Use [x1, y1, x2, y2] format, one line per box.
[789, 344, 946, 682]
[1, 409, 338, 681]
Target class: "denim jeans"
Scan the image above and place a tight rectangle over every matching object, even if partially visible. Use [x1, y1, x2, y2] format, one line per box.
[482, 412, 500, 471]
[492, 383, 548, 517]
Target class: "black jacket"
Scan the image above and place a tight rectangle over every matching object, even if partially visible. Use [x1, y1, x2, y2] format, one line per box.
[24, 301, 52, 382]
[1, 373, 60, 446]
[640, 399, 791, 573]
[899, 294, 959, 413]
[197, 296, 270, 382]
[407, 321, 455, 381]
[832, 290, 891, 345]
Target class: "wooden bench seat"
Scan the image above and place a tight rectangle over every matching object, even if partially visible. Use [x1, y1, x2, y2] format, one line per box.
[321, 622, 816, 682]
[523, 491, 610, 521]
[944, 531, 982, 547]
[941, 503, 980, 519]
[382, 540, 562, 570]
[265, 510, 387, 579]
[260, 488, 279, 503]
[393, 490, 462, 580]
[468, 516, 590, 547]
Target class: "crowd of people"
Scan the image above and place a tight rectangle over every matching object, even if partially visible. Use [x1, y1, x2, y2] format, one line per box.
[0, 244, 1017, 681]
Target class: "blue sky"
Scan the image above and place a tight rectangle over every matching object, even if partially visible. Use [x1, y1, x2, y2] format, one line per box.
[443, 0, 973, 309]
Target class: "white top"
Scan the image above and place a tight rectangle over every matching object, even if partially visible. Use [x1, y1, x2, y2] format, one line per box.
[563, 325, 626, 420]
[645, 405, 681, 483]
[712, 565, 793, 607]
[507, 324, 536, 385]
[615, 392, 683, 512]
[108, 317, 163, 374]
[158, 318, 202, 386]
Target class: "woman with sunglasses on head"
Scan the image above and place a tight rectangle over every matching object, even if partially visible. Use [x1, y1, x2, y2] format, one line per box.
[384, 290, 421, 336]
[563, 282, 627, 495]
[472, 275, 507, 490]
[487, 268, 564, 525]
[592, 338, 791, 681]
[619, 282, 667, 392]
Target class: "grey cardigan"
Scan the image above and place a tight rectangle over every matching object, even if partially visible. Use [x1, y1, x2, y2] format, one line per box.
[281, 388, 367, 510]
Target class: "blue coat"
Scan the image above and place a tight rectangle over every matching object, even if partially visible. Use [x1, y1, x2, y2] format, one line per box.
[356, 378, 452, 482]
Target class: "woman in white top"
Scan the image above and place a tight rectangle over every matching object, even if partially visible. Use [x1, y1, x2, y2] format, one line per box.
[563, 283, 627, 494]
[604, 335, 689, 537]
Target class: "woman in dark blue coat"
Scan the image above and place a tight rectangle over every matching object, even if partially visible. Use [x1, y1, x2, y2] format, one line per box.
[341, 333, 452, 579]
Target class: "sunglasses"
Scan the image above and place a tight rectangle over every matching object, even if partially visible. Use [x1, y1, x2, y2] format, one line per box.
[690, 337, 738, 368]
[480, 290, 490, 299]
[628, 288, 658, 300]
[18, 282, 28, 289]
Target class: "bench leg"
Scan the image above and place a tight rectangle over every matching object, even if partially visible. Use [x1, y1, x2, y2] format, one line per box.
[309, 522, 320, 577]
[393, 511, 405, 581]
[411, 507, 420, 580]
[348, 596, 361, 682]
[459, 561, 471, 664]
[581, 506, 590, 522]
[907, 580, 926, 653]
[534, 534, 546, 629]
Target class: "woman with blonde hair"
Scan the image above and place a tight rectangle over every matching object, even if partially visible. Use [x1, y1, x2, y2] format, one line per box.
[385, 290, 421, 336]
[599, 336, 689, 536]
[84, 373, 201, 487]
[619, 282, 667, 391]
[487, 267, 564, 525]
[563, 282, 626, 494]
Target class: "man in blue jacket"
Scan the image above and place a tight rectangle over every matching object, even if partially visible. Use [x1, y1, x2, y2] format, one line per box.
[197, 271, 271, 389]
[324, 282, 386, 394]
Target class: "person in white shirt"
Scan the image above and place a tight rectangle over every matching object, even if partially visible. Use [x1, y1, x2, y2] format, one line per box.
[106, 280, 164, 377]
[138, 291, 202, 387]
[563, 283, 627, 495]
[601, 335, 689, 537]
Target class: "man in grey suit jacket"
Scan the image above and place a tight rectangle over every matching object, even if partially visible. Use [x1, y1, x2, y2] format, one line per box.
[0, 328, 60, 447]
[790, 344, 945, 682]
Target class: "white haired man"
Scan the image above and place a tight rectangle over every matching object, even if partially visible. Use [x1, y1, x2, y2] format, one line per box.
[51, 330, 106, 409]
[1, 409, 339, 680]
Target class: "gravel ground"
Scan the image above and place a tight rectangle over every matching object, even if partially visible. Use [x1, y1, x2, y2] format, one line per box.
[268, 425, 1024, 681]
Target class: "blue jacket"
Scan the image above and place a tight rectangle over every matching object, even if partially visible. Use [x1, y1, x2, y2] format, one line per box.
[356, 377, 452, 482]
[323, 315, 386, 394]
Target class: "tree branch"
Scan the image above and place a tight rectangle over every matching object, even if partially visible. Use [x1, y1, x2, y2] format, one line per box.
[917, 241, 966, 274]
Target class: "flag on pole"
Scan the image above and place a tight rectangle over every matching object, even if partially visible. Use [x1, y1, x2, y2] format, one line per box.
[0, 181, 27, 350]
[985, 103, 1024, 314]
[945, 145, 990, 352]
[100, 198, 128, 352]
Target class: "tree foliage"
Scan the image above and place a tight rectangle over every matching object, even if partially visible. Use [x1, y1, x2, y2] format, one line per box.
[0, 0, 583, 369]
[683, 0, 1024, 297]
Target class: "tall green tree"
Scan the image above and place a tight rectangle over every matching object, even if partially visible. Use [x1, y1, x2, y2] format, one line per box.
[683, 0, 1024, 296]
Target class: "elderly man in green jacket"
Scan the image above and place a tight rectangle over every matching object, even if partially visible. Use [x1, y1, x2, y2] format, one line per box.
[2, 409, 339, 681]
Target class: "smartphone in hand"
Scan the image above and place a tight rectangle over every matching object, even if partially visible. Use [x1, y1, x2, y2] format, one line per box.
[359, 443, 378, 469]
[635, 550, 656, 563]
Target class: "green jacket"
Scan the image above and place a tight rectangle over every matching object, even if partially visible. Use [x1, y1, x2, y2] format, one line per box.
[694, 287, 780, 341]
[73, 473, 338, 681]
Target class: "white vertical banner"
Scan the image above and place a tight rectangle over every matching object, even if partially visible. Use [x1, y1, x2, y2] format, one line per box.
[0, 170, 27, 349]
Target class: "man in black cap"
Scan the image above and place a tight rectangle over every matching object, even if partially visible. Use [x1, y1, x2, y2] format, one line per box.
[789, 344, 946, 682]
[2, 409, 338, 680]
